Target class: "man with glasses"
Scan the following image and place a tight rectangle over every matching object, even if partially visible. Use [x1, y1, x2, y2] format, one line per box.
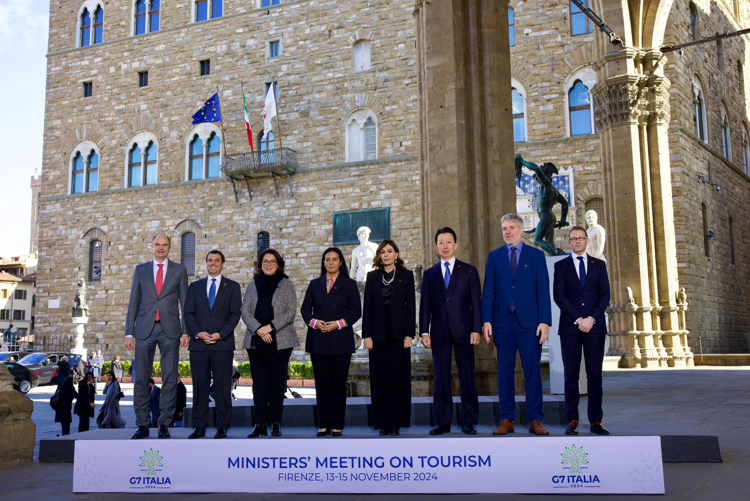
[552, 226, 611, 436]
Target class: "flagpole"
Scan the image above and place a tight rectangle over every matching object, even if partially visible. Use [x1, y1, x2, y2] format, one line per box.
[272, 77, 283, 151]
[216, 86, 227, 160]
[241, 81, 254, 153]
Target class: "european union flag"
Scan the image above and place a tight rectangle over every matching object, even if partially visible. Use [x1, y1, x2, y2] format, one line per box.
[192, 93, 222, 124]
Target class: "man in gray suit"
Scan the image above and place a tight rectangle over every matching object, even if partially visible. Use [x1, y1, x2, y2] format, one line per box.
[125, 234, 188, 439]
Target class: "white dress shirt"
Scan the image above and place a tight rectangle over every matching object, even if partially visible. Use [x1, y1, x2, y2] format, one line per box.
[206, 274, 222, 297]
[572, 252, 588, 280]
[440, 257, 456, 278]
[153, 259, 169, 283]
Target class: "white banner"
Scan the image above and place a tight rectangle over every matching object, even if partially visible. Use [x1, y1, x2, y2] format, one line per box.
[73, 436, 664, 494]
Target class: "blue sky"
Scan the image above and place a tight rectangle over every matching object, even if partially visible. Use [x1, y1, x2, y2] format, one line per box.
[0, 0, 49, 257]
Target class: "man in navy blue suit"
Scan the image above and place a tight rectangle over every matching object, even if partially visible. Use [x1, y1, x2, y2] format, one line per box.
[482, 213, 552, 436]
[419, 227, 482, 436]
[553, 226, 611, 436]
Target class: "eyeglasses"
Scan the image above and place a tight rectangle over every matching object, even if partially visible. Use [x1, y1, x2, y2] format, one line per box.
[569, 237, 588, 242]
[262, 260, 278, 265]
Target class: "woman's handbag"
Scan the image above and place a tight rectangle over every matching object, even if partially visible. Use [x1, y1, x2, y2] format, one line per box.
[49, 390, 60, 410]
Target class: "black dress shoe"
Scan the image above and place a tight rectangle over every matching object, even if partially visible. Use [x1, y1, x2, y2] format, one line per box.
[461, 423, 477, 435]
[247, 423, 267, 438]
[590, 422, 610, 435]
[158, 425, 171, 439]
[331, 430, 343, 437]
[566, 420, 579, 435]
[188, 427, 206, 439]
[429, 424, 451, 436]
[131, 426, 150, 439]
[214, 428, 228, 439]
[391, 428, 400, 436]
[271, 423, 282, 437]
[379, 429, 390, 436]
[316, 429, 331, 437]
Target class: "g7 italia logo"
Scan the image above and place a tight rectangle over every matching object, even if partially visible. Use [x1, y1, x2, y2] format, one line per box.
[551, 445, 601, 489]
[130, 449, 172, 489]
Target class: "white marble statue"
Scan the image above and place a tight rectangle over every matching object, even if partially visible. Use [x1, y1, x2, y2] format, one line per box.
[349, 226, 378, 282]
[585, 210, 606, 261]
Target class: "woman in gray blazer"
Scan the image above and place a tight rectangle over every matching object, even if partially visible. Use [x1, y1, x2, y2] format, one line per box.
[242, 249, 300, 438]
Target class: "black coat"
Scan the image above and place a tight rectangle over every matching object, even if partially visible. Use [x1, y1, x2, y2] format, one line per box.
[74, 381, 96, 418]
[301, 274, 361, 355]
[363, 268, 416, 342]
[55, 361, 71, 385]
[185, 277, 242, 352]
[55, 378, 78, 424]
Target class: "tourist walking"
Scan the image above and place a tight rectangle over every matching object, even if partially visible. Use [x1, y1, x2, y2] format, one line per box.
[301, 247, 361, 437]
[98, 371, 126, 428]
[242, 249, 300, 438]
[74, 372, 96, 432]
[362, 240, 415, 436]
[55, 375, 78, 436]
[94, 350, 104, 382]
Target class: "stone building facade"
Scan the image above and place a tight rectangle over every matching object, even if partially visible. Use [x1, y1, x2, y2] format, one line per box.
[36, 0, 750, 363]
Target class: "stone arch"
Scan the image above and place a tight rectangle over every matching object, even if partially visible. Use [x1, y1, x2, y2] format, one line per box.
[121, 114, 157, 144]
[174, 218, 202, 237]
[575, 180, 605, 224]
[66, 124, 105, 149]
[640, 0, 676, 49]
[338, 94, 386, 122]
[82, 227, 108, 245]
[347, 29, 374, 45]
[81, 227, 107, 283]
[510, 60, 532, 89]
[562, 44, 595, 74]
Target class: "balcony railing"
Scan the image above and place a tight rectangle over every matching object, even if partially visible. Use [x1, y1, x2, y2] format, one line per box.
[221, 147, 298, 179]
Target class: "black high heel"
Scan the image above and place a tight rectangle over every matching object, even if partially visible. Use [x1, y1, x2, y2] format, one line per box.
[271, 423, 282, 437]
[247, 423, 267, 438]
[316, 428, 331, 437]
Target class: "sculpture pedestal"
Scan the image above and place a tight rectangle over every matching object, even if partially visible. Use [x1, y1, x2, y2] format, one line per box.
[71, 311, 89, 357]
[546, 256, 587, 396]
[0, 365, 35, 463]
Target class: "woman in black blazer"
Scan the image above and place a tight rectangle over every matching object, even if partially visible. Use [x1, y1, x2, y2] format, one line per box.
[74, 372, 97, 432]
[301, 247, 361, 437]
[363, 240, 416, 436]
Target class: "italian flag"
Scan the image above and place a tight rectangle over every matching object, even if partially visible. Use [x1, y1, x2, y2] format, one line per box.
[242, 85, 253, 151]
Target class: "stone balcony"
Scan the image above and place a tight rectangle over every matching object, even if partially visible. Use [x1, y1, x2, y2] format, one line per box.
[221, 147, 299, 200]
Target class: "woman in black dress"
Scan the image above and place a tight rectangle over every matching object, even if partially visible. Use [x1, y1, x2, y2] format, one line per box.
[74, 372, 96, 432]
[301, 247, 361, 437]
[363, 240, 416, 435]
[55, 375, 79, 436]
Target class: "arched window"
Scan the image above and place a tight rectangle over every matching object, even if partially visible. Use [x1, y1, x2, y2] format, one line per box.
[569, 80, 592, 136]
[187, 132, 222, 180]
[509, 8, 515, 47]
[689, 3, 698, 41]
[150, 0, 160, 32]
[693, 79, 707, 142]
[512, 87, 525, 142]
[257, 231, 270, 256]
[71, 149, 99, 194]
[80, 9, 91, 47]
[720, 107, 732, 161]
[129, 145, 143, 187]
[570, 0, 592, 36]
[93, 6, 103, 44]
[260, 131, 275, 163]
[135, 0, 147, 35]
[346, 112, 378, 162]
[145, 142, 158, 185]
[89, 240, 103, 282]
[181, 232, 196, 276]
[585, 198, 605, 228]
[353, 40, 371, 72]
[742, 127, 749, 174]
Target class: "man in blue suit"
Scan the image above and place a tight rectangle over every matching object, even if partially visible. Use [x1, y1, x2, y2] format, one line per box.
[553, 226, 611, 436]
[482, 213, 552, 436]
[420, 227, 482, 435]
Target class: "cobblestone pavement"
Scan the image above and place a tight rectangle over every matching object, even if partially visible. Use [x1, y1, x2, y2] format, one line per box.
[1, 366, 748, 500]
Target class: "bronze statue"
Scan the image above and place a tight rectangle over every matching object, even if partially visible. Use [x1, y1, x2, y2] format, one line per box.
[515, 154, 569, 256]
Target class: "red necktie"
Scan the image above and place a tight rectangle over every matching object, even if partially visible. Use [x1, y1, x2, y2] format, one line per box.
[155, 264, 164, 321]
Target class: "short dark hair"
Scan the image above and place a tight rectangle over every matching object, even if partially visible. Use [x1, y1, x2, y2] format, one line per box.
[320, 247, 349, 277]
[206, 250, 225, 263]
[568, 226, 588, 238]
[149, 378, 155, 385]
[254, 249, 289, 280]
[434, 227, 457, 244]
[372, 240, 406, 269]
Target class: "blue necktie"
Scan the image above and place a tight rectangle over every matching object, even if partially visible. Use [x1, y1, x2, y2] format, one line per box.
[578, 256, 586, 287]
[510, 247, 517, 312]
[208, 278, 216, 309]
[444, 262, 451, 289]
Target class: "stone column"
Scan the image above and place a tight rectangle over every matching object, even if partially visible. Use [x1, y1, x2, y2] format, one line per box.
[415, 0, 516, 393]
[589, 1, 692, 369]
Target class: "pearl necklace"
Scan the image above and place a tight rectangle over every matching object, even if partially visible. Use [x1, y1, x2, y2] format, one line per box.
[382, 268, 396, 286]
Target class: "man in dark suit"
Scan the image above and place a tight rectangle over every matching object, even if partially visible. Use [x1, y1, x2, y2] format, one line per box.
[553, 226, 611, 436]
[125, 234, 189, 439]
[419, 227, 482, 436]
[184, 250, 242, 439]
[149, 378, 161, 428]
[482, 213, 552, 436]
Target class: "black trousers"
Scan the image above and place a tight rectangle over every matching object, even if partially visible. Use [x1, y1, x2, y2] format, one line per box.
[248, 347, 293, 424]
[560, 331, 606, 424]
[78, 415, 90, 433]
[189, 348, 234, 429]
[311, 353, 351, 430]
[432, 337, 479, 427]
[61, 422, 71, 435]
[370, 339, 411, 430]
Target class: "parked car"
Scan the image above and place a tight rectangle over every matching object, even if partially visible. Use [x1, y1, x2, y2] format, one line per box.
[49, 354, 86, 385]
[0, 351, 33, 364]
[2, 362, 40, 394]
[17, 353, 69, 385]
